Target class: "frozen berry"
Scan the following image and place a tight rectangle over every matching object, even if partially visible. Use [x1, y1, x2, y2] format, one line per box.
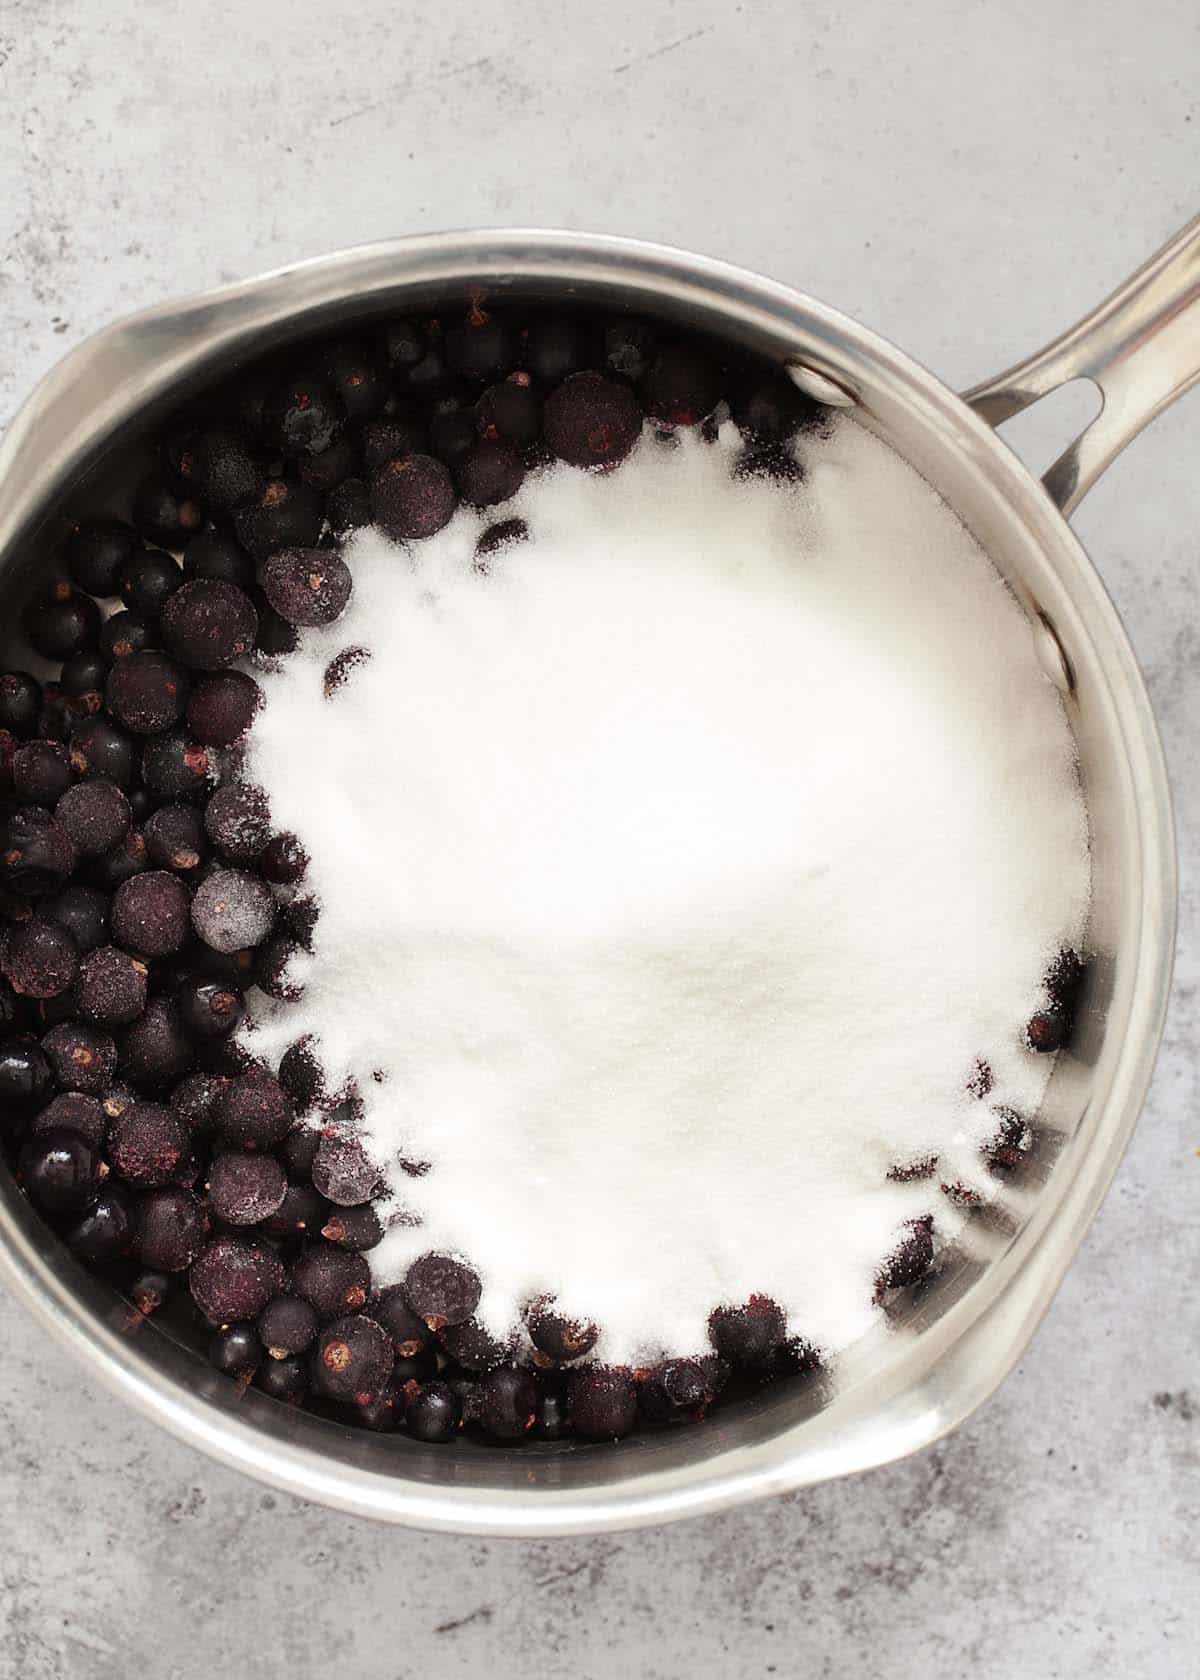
[2, 917, 78, 998]
[261, 548, 352, 627]
[252, 593, 299, 657]
[215, 1068, 293, 1149]
[403, 1253, 481, 1330]
[46, 889, 110, 964]
[132, 476, 205, 547]
[1025, 1008, 1069, 1053]
[1046, 947, 1086, 1011]
[182, 528, 255, 590]
[314, 1312, 393, 1403]
[112, 871, 190, 957]
[370, 454, 455, 539]
[75, 945, 148, 1026]
[263, 374, 344, 459]
[90, 828, 147, 891]
[0, 1037, 53, 1118]
[642, 346, 721, 426]
[189, 868, 273, 954]
[19, 1128, 104, 1214]
[312, 1132, 380, 1206]
[276, 894, 318, 952]
[69, 716, 135, 787]
[732, 375, 822, 443]
[445, 305, 517, 383]
[381, 318, 425, 371]
[1, 808, 76, 897]
[405, 1380, 461, 1442]
[206, 1150, 287, 1226]
[474, 517, 529, 569]
[191, 1235, 286, 1325]
[99, 611, 154, 662]
[257, 1354, 308, 1402]
[203, 783, 270, 863]
[66, 1182, 137, 1263]
[259, 832, 307, 886]
[439, 1317, 510, 1373]
[277, 1038, 325, 1117]
[369, 1284, 432, 1357]
[115, 545, 184, 618]
[59, 650, 109, 715]
[139, 1185, 209, 1270]
[320, 340, 387, 422]
[320, 1203, 383, 1251]
[161, 579, 258, 671]
[455, 440, 524, 507]
[327, 476, 372, 536]
[638, 1358, 717, 1425]
[523, 318, 592, 385]
[297, 431, 359, 493]
[568, 1365, 638, 1439]
[24, 583, 101, 661]
[707, 1295, 787, 1364]
[12, 740, 72, 805]
[56, 779, 131, 858]
[186, 670, 260, 747]
[398, 324, 451, 393]
[0, 671, 42, 738]
[985, 1108, 1034, 1174]
[263, 1180, 326, 1240]
[104, 651, 188, 734]
[734, 443, 803, 484]
[474, 1364, 536, 1441]
[359, 414, 425, 472]
[177, 977, 244, 1042]
[876, 1216, 935, 1293]
[208, 1320, 262, 1374]
[41, 1021, 115, 1095]
[170, 1069, 226, 1134]
[109, 1100, 188, 1186]
[144, 803, 205, 873]
[234, 477, 323, 561]
[526, 1300, 599, 1363]
[290, 1241, 369, 1319]
[140, 729, 210, 804]
[544, 372, 641, 469]
[119, 996, 193, 1090]
[30, 1091, 106, 1147]
[258, 1294, 319, 1358]
[605, 318, 656, 382]
[62, 518, 138, 597]
[183, 428, 263, 512]
[476, 374, 541, 449]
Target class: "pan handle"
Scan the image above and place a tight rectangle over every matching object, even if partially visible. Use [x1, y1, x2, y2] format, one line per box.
[965, 214, 1200, 516]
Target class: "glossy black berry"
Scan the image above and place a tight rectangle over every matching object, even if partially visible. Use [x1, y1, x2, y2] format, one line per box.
[138, 1185, 209, 1270]
[115, 545, 185, 619]
[0, 672, 43, 738]
[398, 322, 451, 393]
[140, 729, 211, 804]
[403, 1253, 481, 1330]
[191, 1235, 286, 1325]
[99, 612, 154, 664]
[24, 583, 102, 661]
[326, 476, 372, 536]
[66, 1182, 137, 1263]
[208, 1321, 262, 1374]
[233, 477, 324, 561]
[320, 341, 387, 422]
[370, 454, 456, 539]
[311, 1132, 380, 1207]
[263, 374, 345, 460]
[75, 945, 148, 1026]
[177, 977, 244, 1042]
[731, 375, 823, 444]
[313, 1313, 393, 1404]
[568, 1365, 638, 1439]
[62, 518, 139, 597]
[0, 1037, 54, 1119]
[455, 440, 525, 507]
[182, 528, 255, 590]
[43, 885, 109, 955]
[29, 1091, 106, 1147]
[296, 431, 359, 494]
[544, 371, 642, 469]
[2, 917, 78, 999]
[36, 686, 72, 745]
[290, 1241, 370, 1319]
[144, 803, 206, 873]
[111, 871, 190, 957]
[69, 715, 136, 788]
[10, 743, 68, 809]
[40, 1022, 116, 1095]
[320, 1202, 383, 1252]
[523, 318, 592, 385]
[427, 405, 477, 467]
[256, 1355, 308, 1402]
[405, 1379, 461, 1442]
[526, 1301, 599, 1363]
[185, 670, 261, 748]
[262, 1180, 327, 1241]
[0, 808, 76, 898]
[160, 579, 258, 671]
[59, 650, 110, 714]
[642, 346, 722, 427]
[367, 1284, 432, 1357]
[181, 428, 264, 512]
[261, 548, 352, 627]
[258, 1294, 319, 1358]
[259, 832, 307, 886]
[476, 374, 542, 449]
[473, 1364, 537, 1441]
[119, 996, 193, 1090]
[191, 868, 274, 954]
[89, 828, 148, 891]
[214, 1069, 294, 1149]
[637, 1358, 717, 1426]
[19, 1127, 104, 1214]
[131, 476, 205, 548]
[445, 305, 517, 383]
[206, 1150, 287, 1226]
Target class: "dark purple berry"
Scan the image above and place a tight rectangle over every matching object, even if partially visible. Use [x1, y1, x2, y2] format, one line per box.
[2, 916, 78, 999]
[252, 592, 299, 657]
[30, 1091, 106, 1147]
[104, 651, 188, 735]
[405, 1379, 461, 1442]
[115, 545, 185, 618]
[177, 977, 244, 1042]
[523, 318, 592, 385]
[297, 431, 359, 493]
[474, 1364, 537, 1441]
[24, 582, 101, 661]
[59, 649, 109, 715]
[445, 306, 517, 383]
[144, 803, 206, 873]
[12, 740, 72, 805]
[637, 1358, 716, 1426]
[90, 828, 148, 891]
[203, 783, 271, 864]
[370, 454, 456, 540]
[734, 443, 804, 484]
[0, 1037, 53, 1118]
[568, 1365, 638, 1439]
[526, 1300, 599, 1364]
[1, 807, 76, 897]
[707, 1295, 787, 1365]
[182, 428, 263, 511]
[207, 1321, 262, 1374]
[262, 1180, 327, 1240]
[985, 1109, 1034, 1174]
[358, 414, 426, 471]
[313, 1312, 393, 1404]
[109, 1100, 189, 1186]
[186, 670, 260, 748]
[55, 779, 131, 859]
[160, 579, 258, 671]
[252, 937, 300, 1003]
[263, 374, 344, 460]
[215, 1069, 294, 1149]
[258, 1294, 319, 1357]
[19, 1127, 103, 1214]
[876, 1216, 936, 1293]
[62, 518, 138, 597]
[1046, 948, 1086, 1011]
[206, 1150, 287, 1226]
[139, 1185, 209, 1270]
[191, 1235, 286, 1325]
[261, 548, 353, 627]
[36, 685, 72, 745]
[544, 371, 641, 469]
[476, 374, 542, 449]
[40, 1021, 116, 1095]
[140, 729, 211, 804]
[256, 1354, 308, 1402]
[182, 528, 255, 590]
[234, 477, 323, 561]
[604, 318, 656, 382]
[397, 323, 450, 392]
[369, 1284, 432, 1357]
[327, 476, 372, 536]
[642, 346, 721, 427]
[290, 1241, 369, 1319]
[69, 715, 135, 788]
[320, 1202, 383, 1251]
[732, 375, 823, 444]
[320, 341, 387, 422]
[1025, 1007, 1069, 1053]
[75, 945, 148, 1026]
[189, 867, 274, 954]
[119, 996, 193, 1089]
[278, 1038, 325, 1116]
[439, 1317, 510, 1373]
[403, 1253, 481, 1330]
[132, 476, 205, 547]
[455, 440, 524, 507]
[474, 518, 529, 570]
[112, 871, 190, 957]
[66, 1182, 137, 1263]
[312, 1132, 380, 1207]
[276, 894, 318, 951]
[381, 318, 425, 370]
[428, 403, 479, 467]
[259, 832, 307, 886]
[0, 672, 42, 737]
[170, 1069, 227, 1134]
[99, 611, 154, 662]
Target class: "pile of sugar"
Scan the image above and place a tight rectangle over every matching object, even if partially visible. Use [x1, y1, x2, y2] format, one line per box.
[242, 420, 1090, 1366]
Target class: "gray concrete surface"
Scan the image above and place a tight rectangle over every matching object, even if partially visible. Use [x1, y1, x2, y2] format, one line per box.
[1, 1, 1197, 1675]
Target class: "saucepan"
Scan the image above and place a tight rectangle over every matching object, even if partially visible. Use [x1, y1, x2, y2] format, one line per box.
[0, 219, 1185, 1533]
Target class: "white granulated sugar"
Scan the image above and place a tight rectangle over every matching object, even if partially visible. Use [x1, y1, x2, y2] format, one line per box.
[243, 420, 1090, 1366]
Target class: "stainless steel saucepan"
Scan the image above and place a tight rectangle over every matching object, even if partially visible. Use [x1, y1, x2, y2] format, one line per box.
[0, 219, 1186, 1534]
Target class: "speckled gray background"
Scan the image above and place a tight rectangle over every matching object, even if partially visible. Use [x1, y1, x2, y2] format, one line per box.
[1, 2, 1197, 1674]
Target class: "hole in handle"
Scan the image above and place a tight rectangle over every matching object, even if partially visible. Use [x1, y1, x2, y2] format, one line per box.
[990, 377, 1102, 486]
